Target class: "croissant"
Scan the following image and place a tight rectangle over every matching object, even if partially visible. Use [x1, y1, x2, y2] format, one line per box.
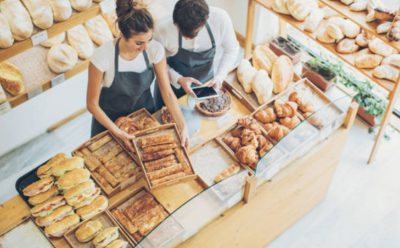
[223, 136, 241, 152]
[280, 116, 301, 129]
[235, 145, 259, 168]
[268, 124, 290, 141]
[254, 108, 277, 124]
[241, 129, 259, 148]
[257, 135, 268, 148]
[238, 118, 262, 135]
[288, 92, 314, 113]
[115, 117, 138, 134]
[259, 142, 274, 157]
[230, 127, 244, 137]
[274, 100, 298, 118]
[263, 122, 279, 132]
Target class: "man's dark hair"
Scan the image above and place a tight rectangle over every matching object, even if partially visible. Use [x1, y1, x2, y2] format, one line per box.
[173, 0, 209, 38]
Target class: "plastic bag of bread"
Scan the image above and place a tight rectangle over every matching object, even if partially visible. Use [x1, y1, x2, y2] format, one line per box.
[84, 16, 113, 46]
[286, 0, 311, 21]
[70, 0, 92, 11]
[304, 8, 324, 33]
[272, 0, 290, 15]
[47, 44, 78, 74]
[237, 59, 257, 93]
[49, 0, 72, 22]
[67, 25, 94, 59]
[251, 70, 273, 105]
[0, 13, 14, 48]
[373, 65, 399, 82]
[40, 33, 65, 48]
[0, 0, 33, 41]
[0, 61, 25, 96]
[21, 0, 53, 29]
[271, 55, 294, 94]
[102, 11, 120, 37]
[368, 38, 396, 57]
[252, 45, 277, 74]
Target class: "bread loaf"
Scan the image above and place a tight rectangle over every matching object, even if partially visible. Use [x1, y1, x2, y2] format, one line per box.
[252, 45, 277, 74]
[0, 0, 33, 41]
[271, 55, 293, 94]
[70, 0, 92, 11]
[0, 13, 14, 48]
[336, 38, 359, 54]
[0, 61, 25, 96]
[67, 25, 94, 59]
[49, 0, 72, 22]
[368, 38, 396, 57]
[21, 0, 53, 29]
[373, 65, 399, 82]
[272, 0, 290, 15]
[40, 33, 65, 48]
[47, 44, 78, 74]
[251, 70, 273, 105]
[304, 8, 324, 33]
[237, 59, 257, 94]
[84, 16, 113, 46]
[286, 0, 311, 21]
[355, 54, 383, 69]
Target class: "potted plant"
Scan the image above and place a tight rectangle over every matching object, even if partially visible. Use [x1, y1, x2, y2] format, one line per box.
[269, 36, 302, 64]
[303, 58, 337, 92]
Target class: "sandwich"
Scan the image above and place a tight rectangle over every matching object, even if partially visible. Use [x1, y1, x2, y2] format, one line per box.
[35, 205, 74, 227]
[64, 180, 101, 208]
[57, 168, 91, 191]
[92, 227, 119, 248]
[23, 177, 54, 197]
[36, 153, 69, 178]
[76, 195, 108, 220]
[52, 157, 85, 177]
[31, 196, 66, 218]
[75, 220, 103, 242]
[105, 239, 128, 248]
[44, 214, 80, 238]
[28, 186, 58, 206]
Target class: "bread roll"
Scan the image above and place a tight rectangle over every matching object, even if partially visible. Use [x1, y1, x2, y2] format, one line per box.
[28, 186, 58, 205]
[37, 153, 69, 178]
[76, 195, 108, 220]
[251, 70, 273, 105]
[272, 55, 293, 94]
[0, 61, 25, 96]
[67, 25, 94, 59]
[368, 38, 396, 57]
[49, 0, 72, 22]
[70, 0, 92, 11]
[75, 220, 103, 242]
[47, 44, 78, 74]
[383, 54, 400, 68]
[44, 214, 80, 237]
[328, 17, 360, 38]
[31, 196, 65, 218]
[304, 8, 324, 33]
[0, 13, 14, 48]
[355, 32, 369, 47]
[103, 12, 120, 37]
[21, 0, 53, 29]
[84, 16, 113, 46]
[35, 205, 74, 227]
[336, 38, 359, 54]
[286, 0, 311, 21]
[0, 0, 33, 41]
[377, 21, 392, 34]
[40, 32, 66, 48]
[92, 227, 119, 248]
[237, 59, 257, 93]
[355, 54, 383, 69]
[272, 0, 290, 15]
[317, 25, 336, 44]
[52, 157, 85, 177]
[57, 168, 91, 191]
[373, 65, 399, 82]
[252, 45, 278, 74]
[350, 0, 367, 12]
[326, 23, 344, 41]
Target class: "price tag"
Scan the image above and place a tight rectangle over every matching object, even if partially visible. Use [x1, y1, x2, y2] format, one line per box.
[31, 31, 48, 46]
[51, 74, 65, 87]
[100, 0, 116, 13]
[0, 101, 11, 115]
[28, 87, 43, 99]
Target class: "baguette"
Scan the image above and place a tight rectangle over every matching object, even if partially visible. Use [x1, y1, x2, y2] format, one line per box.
[139, 134, 175, 148]
[175, 148, 192, 174]
[144, 155, 176, 168]
[141, 149, 175, 162]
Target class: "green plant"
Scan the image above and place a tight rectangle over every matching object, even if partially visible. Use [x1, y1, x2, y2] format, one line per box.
[305, 58, 336, 80]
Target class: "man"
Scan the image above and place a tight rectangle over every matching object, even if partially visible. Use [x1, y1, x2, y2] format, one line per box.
[155, 0, 240, 98]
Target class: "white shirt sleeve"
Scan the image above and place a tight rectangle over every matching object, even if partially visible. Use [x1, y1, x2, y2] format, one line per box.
[147, 40, 165, 64]
[90, 41, 112, 73]
[213, 9, 239, 84]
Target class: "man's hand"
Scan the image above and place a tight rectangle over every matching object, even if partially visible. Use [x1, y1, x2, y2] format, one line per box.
[208, 78, 223, 92]
[177, 77, 202, 96]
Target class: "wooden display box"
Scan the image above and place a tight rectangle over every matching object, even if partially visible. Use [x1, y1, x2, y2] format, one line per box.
[132, 124, 197, 190]
[302, 63, 336, 92]
[64, 210, 135, 248]
[72, 131, 143, 196]
[269, 37, 302, 64]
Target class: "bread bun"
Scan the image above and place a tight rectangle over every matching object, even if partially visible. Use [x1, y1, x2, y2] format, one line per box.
[252, 45, 278, 74]
[237, 59, 257, 93]
[84, 16, 113, 46]
[40, 33, 66, 48]
[44, 214, 80, 237]
[52, 157, 85, 177]
[23, 177, 54, 197]
[92, 227, 119, 248]
[75, 220, 103, 242]
[0, 61, 24, 96]
[49, 0, 72, 22]
[76, 195, 108, 220]
[57, 168, 91, 191]
[47, 44, 78, 74]
[105, 239, 128, 248]
[64, 180, 99, 207]
[28, 186, 58, 205]
[35, 205, 74, 227]
[31, 196, 65, 218]
[37, 153, 69, 178]
[271, 55, 294, 94]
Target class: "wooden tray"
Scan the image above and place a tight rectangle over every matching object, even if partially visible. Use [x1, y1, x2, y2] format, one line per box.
[72, 131, 143, 196]
[64, 210, 135, 248]
[132, 124, 197, 190]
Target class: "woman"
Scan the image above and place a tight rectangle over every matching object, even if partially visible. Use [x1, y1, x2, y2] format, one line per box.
[87, 0, 189, 151]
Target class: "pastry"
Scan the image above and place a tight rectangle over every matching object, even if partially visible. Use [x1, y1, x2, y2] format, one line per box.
[373, 65, 399, 82]
[304, 8, 324, 33]
[134, 115, 158, 130]
[144, 155, 177, 171]
[115, 116, 138, 134]
[268, 124, 290, 141]
[21, 0, 53, 29]
[280, 116, 301, 129]
[254, 107, 277, 124]
[89, 135, 112, 151]
[49, 0, 72, 22]
[0, 0, 33, 41]
[328, 17, 360, 39]
[263, 122, 279, 133]
[161, 107, 174, 124]
[235, 145, 259, 169]
[47, 44, 78, 74]
[388, 15, 400, 41]
[376, 21, 392, 34]
[223, 136, 241, 152]
[259, 141, 273, 157]
[271, 55, 294, 94]
[368, 38, 396, 57]
[355, 54, 383, 69]
[0, 61, 25, 96]
[75, 220, 103, 242]
[76, 195, 108, 220]
[240, 128, 259, 148]
[106, 240, 128, 248]
[355, 32, 369, 47]
[196, 90, 231, 116]
[44, 214, 80, 238]
[350, 0, 367, 12]
[237, 59, 257, 93]
[70, 0, 92, 11]
[238, 117, 263, 135]
[251, 70, 273, 105]
[141, 149, 175, 162]
[372, 7, 395, 22]
[112, 209, 137, 234]
[272, 0, 290, 15]
[85, 16, 113, 46]
[151, 172, 187, 185]
[252, 45, 278, 74]
[40, 33, 66, 48]
[67, 24, 94, 60]
[317, 25, 336, 43]
[214, 164, 241, 183]
[142, 143, 178, 153]
[147, 163, 183, 181]
[231, 126, 244, 137]
[322, 6, 341, 20]
[274, 99, 298, 118]
[97, 165, 119, 187]
[336, 38, 359, 54]
[326, 23, 344, 41]
[139, 134, 175, 148]
[289, 92, 314, 113]
[383, 54, 400, 68]
[286, 0, 311, 21]
[0, 13, 14, 48]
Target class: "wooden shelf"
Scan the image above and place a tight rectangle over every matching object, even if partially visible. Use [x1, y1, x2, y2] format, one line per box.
[319, 0, 400, 52]
[0, 4, 101, 61]
[254, 0, 395, 92]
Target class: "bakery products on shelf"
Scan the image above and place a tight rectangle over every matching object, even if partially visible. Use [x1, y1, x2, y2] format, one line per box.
[272, 0, 290, 15]
[21, 0, 53, 29]
[252, 45, 278, 74]
[388, 15, 400, 41]
[237, 59, 257, 93]
[383, 54, 400, 68]
[304, 8, 324, 33]
[0, 61, 25, 96]
[271, 55, 294, 94]
[76, 195, 108, 220]
[49, 0, 72, 22]
[195, 89, 231, 116]
[47, 44, 78, 73]
[336, 38, 359, 54]
[67, 25, 94, 60]
[0, 0, 33, 41]
[40, 32, 66, 48]
[373, 64, 399, 82]
[252, 70, 274, 105]
[70, 0, 92, 11]
[355, 53, 383, 69]
[368, 38, 396, 57]
[286, 0, 311, 21]
[0, 13, 14, 48]
[85, 16, 114, 46]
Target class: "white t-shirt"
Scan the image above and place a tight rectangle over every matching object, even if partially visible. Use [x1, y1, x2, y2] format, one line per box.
[90, 39, 165, 87]
[154, 7, 240, 88]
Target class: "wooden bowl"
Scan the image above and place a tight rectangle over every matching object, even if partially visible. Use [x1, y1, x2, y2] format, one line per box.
[195, 90, 231, 117]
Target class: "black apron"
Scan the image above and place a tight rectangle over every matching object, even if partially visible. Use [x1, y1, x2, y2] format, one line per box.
[154, 23, 217, 109]
[91, 38, 156, 137]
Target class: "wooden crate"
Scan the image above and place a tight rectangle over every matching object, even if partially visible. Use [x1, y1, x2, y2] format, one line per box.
[72, 131, 143, 196]
[64, 210, 135, 248]
[132, 124, 197, 190]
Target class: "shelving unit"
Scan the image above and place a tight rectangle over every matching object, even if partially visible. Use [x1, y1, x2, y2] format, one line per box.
[245, 0, 400, 163]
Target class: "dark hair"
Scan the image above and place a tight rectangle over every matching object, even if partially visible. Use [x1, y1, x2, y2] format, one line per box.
[116, 0, 154, 39]
[173, 0, 209, 38]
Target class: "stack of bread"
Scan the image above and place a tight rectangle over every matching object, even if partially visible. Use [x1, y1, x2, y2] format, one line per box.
[22, 153, 108, 237]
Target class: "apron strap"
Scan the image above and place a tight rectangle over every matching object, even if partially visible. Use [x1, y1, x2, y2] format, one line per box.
[205, 23, 216, 48]
[114, 38, 121, 72]
[143, 50, 151, 69]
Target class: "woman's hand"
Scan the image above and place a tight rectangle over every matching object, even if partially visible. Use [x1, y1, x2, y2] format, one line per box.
[180, 124, 190, 149]
[113, 129, 136, 153]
